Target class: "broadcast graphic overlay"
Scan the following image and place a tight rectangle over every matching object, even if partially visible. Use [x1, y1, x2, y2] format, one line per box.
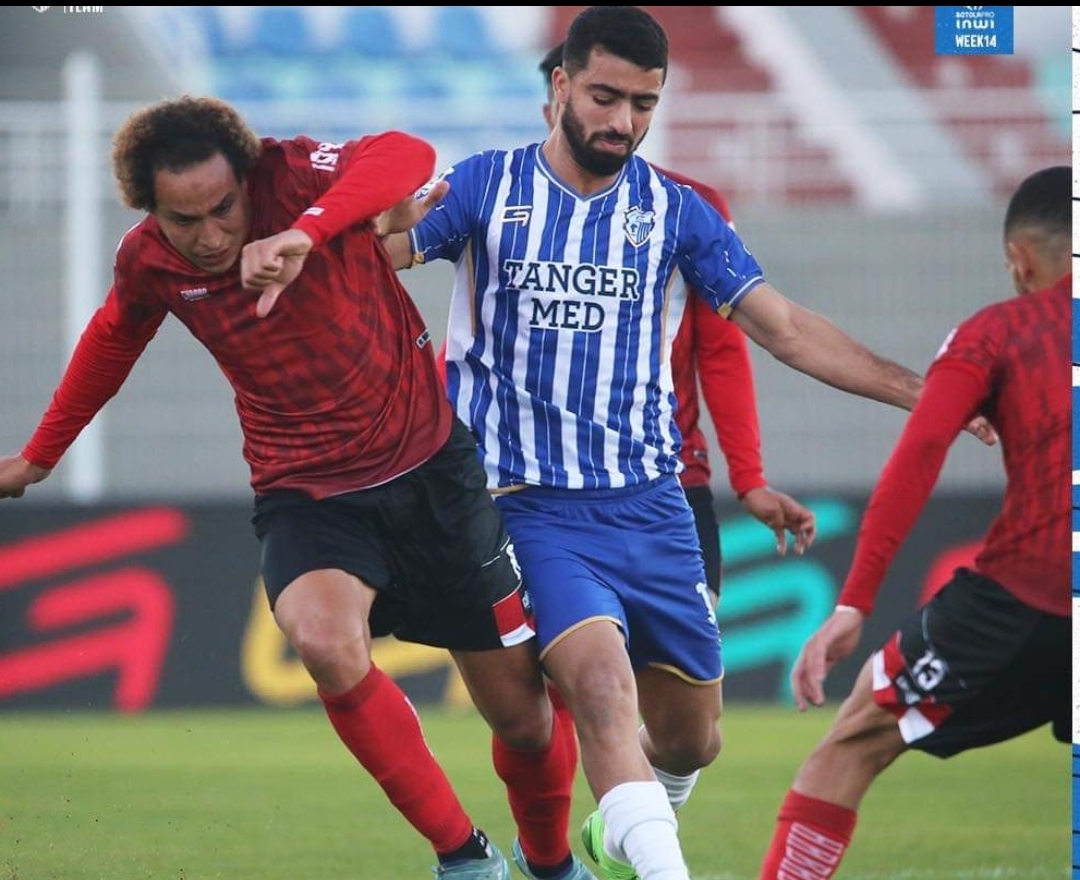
[1071, 12, 1079, 879]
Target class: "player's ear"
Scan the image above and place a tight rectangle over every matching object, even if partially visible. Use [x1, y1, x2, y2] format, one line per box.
[552, 66, 570, 104]
[1004, 239, 1033, 295]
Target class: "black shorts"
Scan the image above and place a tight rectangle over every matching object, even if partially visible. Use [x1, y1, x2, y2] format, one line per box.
[871, 567, 1069, 758]
[251, 419, 533, 651]
[684, 483, 722, 599]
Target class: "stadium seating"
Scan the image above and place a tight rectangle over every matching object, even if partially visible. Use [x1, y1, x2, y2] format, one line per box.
[331, 6, 409, 62]
[244, 6, 320, 60]
[183, 6, 1066, 207]
[430, 6, 502, 63]
[545, 5, 853, 205]
[187, 6, 237, 59]
[854, 6, 1068, 198]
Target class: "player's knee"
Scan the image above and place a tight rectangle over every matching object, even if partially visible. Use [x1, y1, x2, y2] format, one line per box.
[286, 619, 371, 689]
[652, 722, 722, 773]
[488, 700, 554, 750]
[572, 659, 637, 714]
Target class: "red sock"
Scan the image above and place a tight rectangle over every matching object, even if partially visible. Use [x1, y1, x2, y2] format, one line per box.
[758, 789, 857, 880]
[492, 690, 577, 869]
[320, 666, 473, 855]
[546, 681, 579, 777]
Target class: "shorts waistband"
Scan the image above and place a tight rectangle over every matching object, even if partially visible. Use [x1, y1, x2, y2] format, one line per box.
[497, 474, 677, 503]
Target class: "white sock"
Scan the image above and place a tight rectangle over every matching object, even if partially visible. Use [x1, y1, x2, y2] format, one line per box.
[599, 780, 691, 880]
[651, 765, 700, 812]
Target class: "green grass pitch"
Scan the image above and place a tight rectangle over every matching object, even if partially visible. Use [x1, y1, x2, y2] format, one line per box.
[1, 704, 1067, 879]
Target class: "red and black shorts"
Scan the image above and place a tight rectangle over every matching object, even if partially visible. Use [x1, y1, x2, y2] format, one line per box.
[252, 418, 534, 652]
[871, 567, 1069, 758]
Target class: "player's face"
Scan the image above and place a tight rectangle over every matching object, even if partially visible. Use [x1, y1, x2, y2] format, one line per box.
[556, 48, 663, 177]
[152, 153, 251, 275]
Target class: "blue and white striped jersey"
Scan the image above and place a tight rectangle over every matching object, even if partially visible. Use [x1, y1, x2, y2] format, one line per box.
[409, 143, 765, 491]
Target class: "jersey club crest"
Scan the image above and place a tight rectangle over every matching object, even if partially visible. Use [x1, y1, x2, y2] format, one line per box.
[622, 206, 656, 248]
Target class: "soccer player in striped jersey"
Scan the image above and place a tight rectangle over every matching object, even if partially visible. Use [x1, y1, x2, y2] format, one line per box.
[536, 41, 817, 615]
[0, 96, 588, 880]
[756, 166, 1070, 879]
[378, 6, 984, 879]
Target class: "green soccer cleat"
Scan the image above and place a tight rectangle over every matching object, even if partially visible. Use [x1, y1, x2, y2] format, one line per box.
[510, 837, 599, 880]
[581, 811, 638, 880]
[433, 842, 512, 880]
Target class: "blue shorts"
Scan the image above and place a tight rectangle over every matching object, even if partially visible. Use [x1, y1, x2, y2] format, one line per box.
[495, 476, 723, 684]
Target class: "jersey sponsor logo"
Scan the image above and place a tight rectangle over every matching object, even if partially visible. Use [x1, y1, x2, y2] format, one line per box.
[623, 205, 656, 247]
[500, 206, 532, 226]
[179, 287, 210, 302]
[503, 258, 641, 332]
[415, 329, 430, 349]
[309, 142, 343, 173]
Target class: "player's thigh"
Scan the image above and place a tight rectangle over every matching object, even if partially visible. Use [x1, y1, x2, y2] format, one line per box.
[823, 659, 909, 752]
[453, 640, 551, 747]
[273, 567, 376, 643]
[253, 488, 391, 611]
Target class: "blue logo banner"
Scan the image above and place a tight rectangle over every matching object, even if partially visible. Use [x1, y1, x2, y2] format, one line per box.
[934, 6, 1014, 55]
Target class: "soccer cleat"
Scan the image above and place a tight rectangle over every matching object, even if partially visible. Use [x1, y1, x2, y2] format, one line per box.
[433, 843, 512, 880]
[510, 837, 599, 880]
[581, 811, 638, 880]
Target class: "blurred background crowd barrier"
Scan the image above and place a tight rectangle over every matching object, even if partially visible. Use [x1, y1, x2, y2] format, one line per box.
[0, 6, 1070, 710]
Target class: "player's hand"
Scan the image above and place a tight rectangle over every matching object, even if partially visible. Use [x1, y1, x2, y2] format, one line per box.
[374, 178, 451, 238]
[740, 486, 816, 556]
[965, 414, 997, 446]
[789, 607, 864, 711]
[240, 228, 315, 318]
[0, 454, 51, 499]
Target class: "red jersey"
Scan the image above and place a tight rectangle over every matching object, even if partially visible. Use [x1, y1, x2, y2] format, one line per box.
[23, 133, 453, 498]
[839, 274, 1070, 617]
[657, 166, 766, 497]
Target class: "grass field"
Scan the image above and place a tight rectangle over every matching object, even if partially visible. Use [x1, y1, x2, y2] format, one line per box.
[1, 704, 1068, 880]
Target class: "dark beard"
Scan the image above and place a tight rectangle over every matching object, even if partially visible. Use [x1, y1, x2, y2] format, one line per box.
[561, 101, 634, 177]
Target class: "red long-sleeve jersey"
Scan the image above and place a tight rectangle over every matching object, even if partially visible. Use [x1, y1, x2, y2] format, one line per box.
[839, 274, 1070, 617]
[658, 166, 765, 497]
[23, 131, 453, 498]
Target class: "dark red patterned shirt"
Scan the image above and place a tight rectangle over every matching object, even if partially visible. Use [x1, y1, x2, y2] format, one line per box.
[24, 134, 452, 498]
[840, 274, 1070, 616]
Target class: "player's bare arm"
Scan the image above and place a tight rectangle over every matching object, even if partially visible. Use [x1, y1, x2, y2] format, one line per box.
[732, 283, 923, 410]
[0, 454, 51, 499]
[732, 284, 996, 446]
[382, 231, 413, 272]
